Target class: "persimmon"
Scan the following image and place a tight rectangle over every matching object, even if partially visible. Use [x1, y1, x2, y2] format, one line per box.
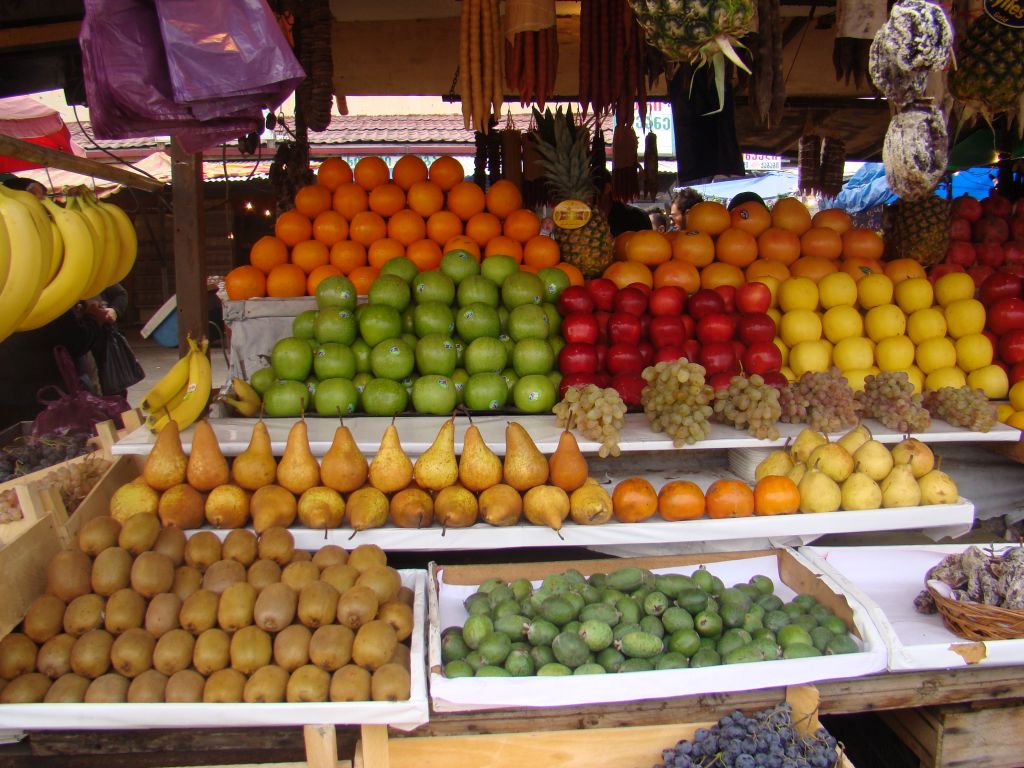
[658, 481, 706, 521]
[705, 479, 754, 519]
[612, 477, 659, 523]
[753, 476, 800, 516]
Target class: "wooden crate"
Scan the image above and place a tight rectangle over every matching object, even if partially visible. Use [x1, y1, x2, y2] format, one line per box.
[883, 701, 1024, 768]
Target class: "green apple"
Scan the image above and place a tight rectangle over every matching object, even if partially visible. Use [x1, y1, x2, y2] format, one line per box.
[413, 302, 455, 337]
[368, 274, 411, 311]
[292, 309, 318, 340]
[512, 338, 555, 376]
[315, 275, 357, 311]
[314, 377, 359, 416]
[537, 267, 570, 303]
[441, 250, 481, 284]
[250, 366, 276, 396]
[415, 334, 458, 376]
[350, 338, 372, 373]
[501, 272, 544, 308]
[543, 304, 562, 337]
[361, 378, 408, 416]
[379, 256, 419, 284]
[464, 337, 508, 375]
[271, 337, 314, 381]
[358, 305, 402, 347]
[457, 275, 500, 308]
[313, 342, 357, 380]
[413, 270, 456, 305]
[455, 303, 501, 341]
[508, 304, 550, 341]
[512, 374, 556, 413]
[463, 373, 508, 411]
[315, 308, 357, 345]
[412, 374, 458, 414]
[481, 254, 518, 286]
[370, 338, 415, 380]
[263, 380, 310, 417]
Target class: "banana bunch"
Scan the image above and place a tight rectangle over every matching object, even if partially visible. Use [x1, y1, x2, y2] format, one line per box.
[141, 337, 212, 433]
[65, 187, 137, 301]
[222, 377, 262, 417]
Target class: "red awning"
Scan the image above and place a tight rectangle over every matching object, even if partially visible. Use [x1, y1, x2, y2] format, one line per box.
[0, 95, 86, 173]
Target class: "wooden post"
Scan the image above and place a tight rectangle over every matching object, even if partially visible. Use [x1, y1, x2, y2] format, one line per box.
[303, 724, 339, 768]
[170, 138, 208, 353]
[359, 725, 390, 768]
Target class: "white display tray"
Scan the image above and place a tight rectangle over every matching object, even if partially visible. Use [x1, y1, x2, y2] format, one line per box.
[111, 415, 1023, 458]
[426, 552, 888, 712]
[800, 545, 1024, 672]
[0, 571, 429, 731]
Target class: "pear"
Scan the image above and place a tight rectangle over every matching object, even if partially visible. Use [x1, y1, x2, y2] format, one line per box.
[569, 479, 614, 525]
[808, 443, 854, 483]
[458, 424, 502, 492]
[277, 419, 320, 495]
[891, 438, 934, 478]
[144, 419, 188, 491]
[548, 430, 588, 492]
[840, 472, 882, 511]
[320, 422, 368, 493]
[880, 463, 922, 508]
[390, 488, 434, 528]
[502, 422, 548, 491]
[852, 439, 893, 482]
[231, 420, 277, 491]
[798, 469, 841, 513]
[413, 418, 458, 492]
[434, 485, 478, 528]
[478, 484, 523, 526]
[786, 462, 808, 487]
[790, 428, 827, 464]
[918, 469, 959, 505]
[296, 487, 345, 529]
[523, 485, 571, 530]
[836, 424, 871, 456]
[368, 423, 413, 493]
[346, 487, 389, 531]
[755, 450, 793, 481]
[186, 420, 229, 492]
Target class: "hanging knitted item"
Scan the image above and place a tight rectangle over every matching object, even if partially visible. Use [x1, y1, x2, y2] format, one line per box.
[642, 131, 659, 201]
[612, 123, 640, 202]
[798, 134, 822, 195]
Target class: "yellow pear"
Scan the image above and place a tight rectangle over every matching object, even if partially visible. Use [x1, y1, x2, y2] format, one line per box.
[320, 422, 367, 493]
[755, 450, 793, 481]
[296, 486, 345, 529]
[346, 487, 389, 531]
[808, 443, 854, 483]
[413, 418, 458, 492]
[852, 439, 893, 482]
[478, 484, 523, 526]
[840, 472, 882, 511]
[790, 428, 827, 464]
[277, 418, 320, 495]
[880, 463, 922, 508]
[836, 424, 871, 455]
[786, 462, 808, 486]
[186, 420, 229, 492]
[458, 424, 503, 492]
[918, 468, 959, 505]
[569, 479, 613, 525]
[434, 484, 479, 528]
[548, 429, 588, 492]
[390, 487, 434, 528]
[798, 469, 841, 513]
[368, 422, 413, 493]
[523, 485, 571, 530]
[231, 419, 277, 491]
[891, 438, 934, 478]
[502, 422, 548, 491]
[143, 418, 187, 491]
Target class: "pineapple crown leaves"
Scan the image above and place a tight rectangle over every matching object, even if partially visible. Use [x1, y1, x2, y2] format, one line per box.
[531, 106, 600, 201]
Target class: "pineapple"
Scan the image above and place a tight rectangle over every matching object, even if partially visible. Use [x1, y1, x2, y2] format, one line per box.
[532, 107, 614, 278]
[949, 13, 1024, 125]
[884, 196, 950, 266]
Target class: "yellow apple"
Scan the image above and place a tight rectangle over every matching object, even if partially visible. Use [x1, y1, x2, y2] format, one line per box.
[906, 307, 948, 344]
[934, 272, 976, 307]
[906, 366, 925, 394]
[767, 307, 782, 327]
[781, 365, 797, 383]
[818, 272, 858, 309]
[916, 337, 957, 374]
[833, 337, 875, 371]
[822, 305, 864, 343]
[924, 366, 967, 391]
[954, 333, 993, 373]
[997, 403, 1015, 422]
[967, 364, 1009, 399]
[1006, 411, 1024, 430]
[844, 367, 880, 392]
[773, 336, 789, 366]
[894, 277, 934, 314]
[789, 340, 832, 376]
[876, 335, 916, 371]
[779, 309, 822, 347]
[865, 304, 907, 342]
[1010, 380, 1024, 412]
[778, 276, 819, 312]
[857, 273, 894, 309]
[944, 298, 986, 339]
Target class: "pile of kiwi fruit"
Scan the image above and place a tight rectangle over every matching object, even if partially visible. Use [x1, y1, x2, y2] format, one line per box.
[0, 513, 415, 705]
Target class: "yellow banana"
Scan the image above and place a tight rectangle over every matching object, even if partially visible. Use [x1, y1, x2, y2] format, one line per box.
[231, 377, 262, 408]
[0, 191, 46, 342]
[66, 196, 103, 299]
[72, 194, 112, 299]
[98, 201, 137, 284]
[223, 395, 260, 417]
[90, 196, 121, 288]
[46, 219, 63, 285]
[19, 202, 97, 331]
[149, 339, 212, 433]
[141, 344, 195, 413]
[0, 186, 52, 297]
[0, 213, 10, 297]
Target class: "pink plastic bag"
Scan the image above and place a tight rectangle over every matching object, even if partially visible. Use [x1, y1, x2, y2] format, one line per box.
[31, 347, 127, 437]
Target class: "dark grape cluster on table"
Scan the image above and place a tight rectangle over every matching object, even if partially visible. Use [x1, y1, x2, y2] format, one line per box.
[0, 433, 92, 483]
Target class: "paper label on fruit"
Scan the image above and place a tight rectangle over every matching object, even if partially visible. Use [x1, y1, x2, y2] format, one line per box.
[985, 0, 1024, 27]
[553, 200, 592, 230]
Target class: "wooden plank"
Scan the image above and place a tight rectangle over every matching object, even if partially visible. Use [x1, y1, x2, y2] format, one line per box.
[358, 725, 390, 768]
[170, 139, 208, 352]
[881, 709, 940, 767]
[0, 135, 164, 193]
[0, 21, 82, 48]
[937, 705, 1024, 768]
[303, 725, 339, 768]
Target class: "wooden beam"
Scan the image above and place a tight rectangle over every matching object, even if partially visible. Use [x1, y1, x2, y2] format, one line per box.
[170, 138, 207, 352]
[0, 134, 164, 192]
[0, 21, 82, 49]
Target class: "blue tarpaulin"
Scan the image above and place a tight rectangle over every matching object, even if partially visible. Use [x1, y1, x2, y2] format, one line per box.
[833, 163, 995, 213]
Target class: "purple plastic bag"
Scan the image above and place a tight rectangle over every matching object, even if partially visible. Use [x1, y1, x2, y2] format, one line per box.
[31, 348, 127, 437]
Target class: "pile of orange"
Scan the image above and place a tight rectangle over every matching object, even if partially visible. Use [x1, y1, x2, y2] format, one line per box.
[609, 474, 800, 523]
[602, 198, 886, 296]
[226, 155, 581, 300]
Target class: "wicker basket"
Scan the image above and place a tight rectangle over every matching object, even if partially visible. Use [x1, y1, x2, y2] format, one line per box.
[928, 584, 1024, 641]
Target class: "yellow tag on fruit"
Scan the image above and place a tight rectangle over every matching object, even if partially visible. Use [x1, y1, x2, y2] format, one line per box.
[553, 200, 592, 230]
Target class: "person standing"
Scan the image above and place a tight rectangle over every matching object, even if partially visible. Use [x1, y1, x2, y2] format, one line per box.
[670, 188, 704, 231]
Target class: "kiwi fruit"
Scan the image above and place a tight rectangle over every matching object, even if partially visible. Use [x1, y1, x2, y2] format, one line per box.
[193, 628, 231, 676]
[145, 593, 182, 637]
[118, 513, 162, 555]
[202, 559, 247, 594]
[0, 633, 37, 679]
[395, 586, 415, 608]
[104, 588, 146, 635]
[371, 663, 411, 702]
[243, 664, 289, 703]
[347, 544, 386, 573]
[230, 625, 272, 674]
[172, 565, 203, 601]
[36, 633, 75, 678]
[258, 527, 295, 565]
[355, 565, 401, 604]
[297, 581, 340, 629]
[221, 529, 258, 567]
[70, 630, 114, 679]
[281, 561, 320, 592]
[309, 625, 354, 672]
[286, 664, 329, 702]
[179, 589, 220, 634]
[91, 547, 133, 596]
[329, 664, 371, 702]
[44, 673, 90, 703]
[23, 594, 66, 643]
[110, 627, 156, 678]
[273, 625, 311, 672]
[126, 668, 167, 702]
[253, 582, 297, 632]
[320, 564, 360, 594]
[130, 551, 175, 598]
[165, 669, 205, 702]
[77, 516, 121, 556]
[377, 601, 414, 642]
[290, 550, 312, 563]
[312, 545, 348, 569]
[352, 620, 398, 672]
[84, 673, 130, 702]
[153, 525, 187, 566]
[184, 531, 222, 572]
[47, 549, 92, 602]
[202, 668, 246, 703]
[217, 581, 258, 631]
[63, 593, 106, 637]
[1, 673, 51, 703]
[247, 559, 282, 592]
[336, 585, 379, 630]
[388, 642, 411, 672]
[153, 628, 195, 676]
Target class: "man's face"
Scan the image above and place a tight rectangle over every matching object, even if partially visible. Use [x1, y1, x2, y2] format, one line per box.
[670, 203, 685, 231]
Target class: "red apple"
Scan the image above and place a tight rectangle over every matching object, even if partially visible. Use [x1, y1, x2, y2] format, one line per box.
[980, 271, 1022, 306]
[655, 345, 686, 364]
[743, 341, 783, 375]
[594, 343, 608, 372]
[608, 312, 643, 345]
[714, 284, 737, 314]
[976, 243, 1005, 267]
[562, 313, 600, 344]
[557, 286, 593, 316]
[737, 313, 777, 344]
[950, 217, 973, 242]
[999, 329, 1024, 365]
[607, 343, 645, 375]
[989, 297, 1024, 335]
[649, 286, 686, 316]
[586, 278, 618, 311]
[1011, 219, 1024, 242]
[637, 341, 654, 367]
[984, 330, 999, 350]
[611, 373, 646, 407]
[761, 371, 789, 389]
[688, 289, 726, 319]
[626, 282, 651, 297]
[709, 372, 735, 391]
[983, 193, 1013, 219]
[969, 265, 996, 288]
[736, 282, 772, 314]
[1006, 241, 1024, 266]
[731, 340, 747, 365]
[649, 316, 687, 349]
[975, 217, 1010, 244]
[594, 311, 611, 343]
[1010, 362, 1024, 386]
[682, 339, 702, 363]
[614, 286, 648, 316]
[559, 372, 600, 398]
[680, 315, 696, 341]
[639, 313, 650, 341]
[558, 342, 599, 374]
[946, 241, 976, 267]
[700, 341, 736, 375]
[592, 372, 611, 388]
[697, 313, 738, 343]
[952, 195, 983, 223]
[929, 263, 966, 285]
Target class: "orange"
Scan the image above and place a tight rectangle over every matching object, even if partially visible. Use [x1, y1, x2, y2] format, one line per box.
[705, 479, 754, 519]
[391, 155, 428, 190]
[686, 201, 731, 235]
[330, 240, 367, 273]
[348, 211, 387, 246]
[700, 262, 744, 290]
[522, 235, 559, 268]
[614, 231, 635, 260]
[294, 184, 333, 219]
[771, 197, 812, 235]
[603, 260, 653, 289]
[729, 202, 772, 237]
[800, 226, 843, 260]
[368, 183, 406, 218]
[353, 156, 390, 191]
[316, 158, 353, 191]
[265, 263, 307, 298]
[465, 211, 502, 246]
[429, 155, 465, 191]
[672, 230, 715, 267]
[426, 210, 463, 245]
[446, 181, 486, 220]
[312, 210, 349, 247]
[753, 475, 800, 516]
[406, 180, 445, 217]
[504, 209, 542, 242]
[275, 210, 312, 247]
[884, 258, 926, 284]
[332, 183, 369, 220]
[225, 265, 266, 300]
[746, 259, 790, 283]
[347, 265, 379, 295]
[249, 235, 289, 273]
[368, 238, 406, 270]
[812, 208, 853, 234]
[484, 235, 524, 262]
[443, 234, 482, 261]
[554, 262, 584, 286]
[715, 227, 759, 268]
[840, 256, 883, 282]
[757, 227, 801, 265]
[625, 230, 672, 265]
[789, 257, 838, 281]
[842, 228, 884, 261]
[387, 209, 427, 246]
[611, 477, 659, 523]
[485, 180, 523, 218]
[290, 239, 330, 273]
[406, 239, 443, 271]
[306, 264, 342, 295]
[653, 260, 700, 294]
[518, 263, 540, 274]
[658, 480, 706, 521]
